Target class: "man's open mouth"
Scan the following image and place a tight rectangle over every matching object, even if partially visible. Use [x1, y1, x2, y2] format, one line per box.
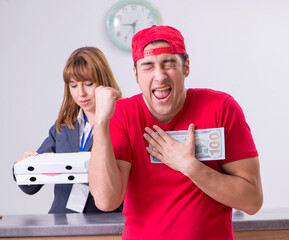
[153, 87, 172, 100]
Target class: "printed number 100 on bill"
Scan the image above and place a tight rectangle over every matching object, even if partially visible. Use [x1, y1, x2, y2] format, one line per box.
[196, 128, 225, 161]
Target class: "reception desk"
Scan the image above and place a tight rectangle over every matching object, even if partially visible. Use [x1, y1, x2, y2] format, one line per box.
[1, 208, 289, 239]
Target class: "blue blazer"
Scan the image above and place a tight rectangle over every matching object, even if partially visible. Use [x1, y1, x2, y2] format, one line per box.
[18, 122, 123, 214]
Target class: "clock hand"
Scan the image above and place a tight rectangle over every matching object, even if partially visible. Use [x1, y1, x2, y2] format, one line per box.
[122, 20, 137, 27]
[123, 20, 138, 39]
[125, 27, 133, 40]
[132, 20, 137, 35]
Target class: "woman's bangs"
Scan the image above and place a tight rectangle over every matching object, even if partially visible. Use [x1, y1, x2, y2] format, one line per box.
[64, 60, 93, 83]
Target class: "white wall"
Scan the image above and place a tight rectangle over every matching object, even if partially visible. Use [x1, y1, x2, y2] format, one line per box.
[0, 0, 288, 214]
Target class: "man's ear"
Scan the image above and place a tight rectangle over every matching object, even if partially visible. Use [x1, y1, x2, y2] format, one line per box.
[184, 58, 190, 77]
[133, 66, 138, 83]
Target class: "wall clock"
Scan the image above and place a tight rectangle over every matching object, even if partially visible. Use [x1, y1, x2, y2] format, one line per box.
[106, 0, 162, 52]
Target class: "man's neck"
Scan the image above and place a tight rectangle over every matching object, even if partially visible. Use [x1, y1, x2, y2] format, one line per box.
[143, 89, 187, 124]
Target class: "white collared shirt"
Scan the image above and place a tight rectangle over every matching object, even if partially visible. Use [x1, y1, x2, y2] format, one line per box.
[77, 109, 93, 148]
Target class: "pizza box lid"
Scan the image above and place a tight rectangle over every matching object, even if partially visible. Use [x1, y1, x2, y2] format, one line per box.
[14, 152, 91, 174]
[15, 173, 88, 185]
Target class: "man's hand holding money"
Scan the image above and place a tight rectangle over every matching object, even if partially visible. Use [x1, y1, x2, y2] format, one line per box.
[143, 124, 200, 175]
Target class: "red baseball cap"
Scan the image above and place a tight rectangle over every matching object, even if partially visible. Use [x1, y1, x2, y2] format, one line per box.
[132, 25, 187, 62]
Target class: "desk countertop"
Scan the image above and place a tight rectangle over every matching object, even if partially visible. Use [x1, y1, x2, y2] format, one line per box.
[1, 208, 289, 237]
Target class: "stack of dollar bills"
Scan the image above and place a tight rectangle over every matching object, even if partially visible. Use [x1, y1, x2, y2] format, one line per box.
[150, 127, 225, 163]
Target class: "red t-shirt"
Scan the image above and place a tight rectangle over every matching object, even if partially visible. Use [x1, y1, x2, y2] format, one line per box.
[110, 88, 258, 240]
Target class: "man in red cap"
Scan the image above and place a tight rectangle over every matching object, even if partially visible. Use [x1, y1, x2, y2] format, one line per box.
[89, 25, 263, 239]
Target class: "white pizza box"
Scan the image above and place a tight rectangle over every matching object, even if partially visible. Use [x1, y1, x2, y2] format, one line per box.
[14, 152, 91, 174]
[15, 173, 88, 185]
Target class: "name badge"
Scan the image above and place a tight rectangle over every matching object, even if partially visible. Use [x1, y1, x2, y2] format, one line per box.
[66, 183, 90, 212]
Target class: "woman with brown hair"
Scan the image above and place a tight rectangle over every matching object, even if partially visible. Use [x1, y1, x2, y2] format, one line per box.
[15, 47, 123, 214]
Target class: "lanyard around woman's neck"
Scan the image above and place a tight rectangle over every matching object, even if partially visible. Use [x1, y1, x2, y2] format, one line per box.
[80, 113, 93, 152]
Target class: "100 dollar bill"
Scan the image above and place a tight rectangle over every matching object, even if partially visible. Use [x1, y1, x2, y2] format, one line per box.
[150, 127, 225, 163]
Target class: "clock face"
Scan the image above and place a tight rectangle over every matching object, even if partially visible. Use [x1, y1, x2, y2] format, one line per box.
[107, 0, 162, 52]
